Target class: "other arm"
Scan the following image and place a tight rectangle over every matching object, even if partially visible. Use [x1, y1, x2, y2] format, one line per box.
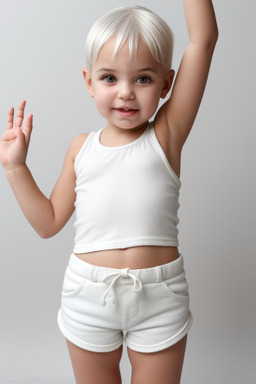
[1, 101, 83, 238]
[4, 148, 76, 239]
[159, 0, 218, 147]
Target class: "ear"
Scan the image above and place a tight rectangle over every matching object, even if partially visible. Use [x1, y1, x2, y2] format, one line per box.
[160, 69, 175, 99]
[82, 67, 94, 98]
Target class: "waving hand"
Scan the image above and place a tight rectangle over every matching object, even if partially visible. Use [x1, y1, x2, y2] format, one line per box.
[0, 100, 33, 168]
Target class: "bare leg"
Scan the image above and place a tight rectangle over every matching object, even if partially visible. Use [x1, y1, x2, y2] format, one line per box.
[128, 335, 187, 384]
[66, 339, 123, 384]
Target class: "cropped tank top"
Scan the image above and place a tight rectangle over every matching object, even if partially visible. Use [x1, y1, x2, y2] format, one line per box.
[73, 122, 181, 254]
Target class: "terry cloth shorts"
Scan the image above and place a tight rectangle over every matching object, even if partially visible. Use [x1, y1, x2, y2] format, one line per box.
[58, 253, 193, 353]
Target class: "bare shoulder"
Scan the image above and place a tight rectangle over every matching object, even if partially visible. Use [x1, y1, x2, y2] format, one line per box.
[68, 133, 90, 162]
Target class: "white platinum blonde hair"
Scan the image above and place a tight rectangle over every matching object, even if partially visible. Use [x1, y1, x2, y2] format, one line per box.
[85, 6, 174, 74]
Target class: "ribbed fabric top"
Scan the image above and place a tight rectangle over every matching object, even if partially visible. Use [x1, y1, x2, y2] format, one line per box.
[73, 122, 181, 253]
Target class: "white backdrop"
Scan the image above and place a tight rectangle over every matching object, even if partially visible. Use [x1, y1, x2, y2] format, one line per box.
[0, 0, 255, 383]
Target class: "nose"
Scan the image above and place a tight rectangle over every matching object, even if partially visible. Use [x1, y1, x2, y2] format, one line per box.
[118, 81, 135, 100]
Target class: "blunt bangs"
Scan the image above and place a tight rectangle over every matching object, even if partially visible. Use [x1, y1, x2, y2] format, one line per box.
[85, 6, 173, 74]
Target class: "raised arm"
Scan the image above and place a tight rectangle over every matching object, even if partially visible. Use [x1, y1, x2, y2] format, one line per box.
[161, 0, 218, 147]
[0, 101, 78, 238]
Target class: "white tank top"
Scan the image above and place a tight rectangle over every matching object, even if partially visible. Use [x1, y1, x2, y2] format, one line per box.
[73, 122, 181, 254]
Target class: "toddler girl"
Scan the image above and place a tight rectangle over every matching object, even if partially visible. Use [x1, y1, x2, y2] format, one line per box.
[0, 2, 218, 383]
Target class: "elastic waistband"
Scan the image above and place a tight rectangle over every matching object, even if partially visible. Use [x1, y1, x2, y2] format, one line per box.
[67, 253, 185, 284]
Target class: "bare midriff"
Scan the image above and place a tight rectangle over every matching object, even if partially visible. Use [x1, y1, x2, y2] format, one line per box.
[75, 245, 179, 270]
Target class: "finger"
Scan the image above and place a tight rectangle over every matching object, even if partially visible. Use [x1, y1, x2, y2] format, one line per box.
[23, 114, 33, 145]
[16, 126, 26, 149]
[14, 100, 26, 128]
[7, 106, 14, 130]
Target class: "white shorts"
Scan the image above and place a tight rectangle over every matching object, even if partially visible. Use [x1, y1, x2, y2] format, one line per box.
[58, 253, 193, 353]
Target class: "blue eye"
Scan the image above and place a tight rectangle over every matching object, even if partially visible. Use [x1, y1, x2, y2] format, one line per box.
[137, 76, 151, 84]
[104, 75, 117, 83]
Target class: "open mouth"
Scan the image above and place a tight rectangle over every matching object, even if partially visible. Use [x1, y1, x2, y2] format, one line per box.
[114, 108, 138, 117]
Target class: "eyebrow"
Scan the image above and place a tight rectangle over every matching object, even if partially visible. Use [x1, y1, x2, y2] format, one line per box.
[96, 68, 116, 73]
[96, 67, 158, 74]
[138, 67, 158, 73]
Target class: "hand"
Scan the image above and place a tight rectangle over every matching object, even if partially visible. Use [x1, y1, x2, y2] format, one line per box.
[0, 100, 33, 169]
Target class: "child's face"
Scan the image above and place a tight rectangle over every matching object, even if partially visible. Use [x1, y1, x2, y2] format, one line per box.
[83, 38, 173, 131]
